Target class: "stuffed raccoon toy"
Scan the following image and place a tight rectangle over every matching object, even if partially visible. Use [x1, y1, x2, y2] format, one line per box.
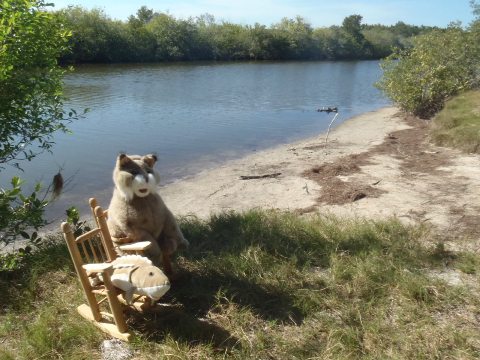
[107, 153, 188, 274]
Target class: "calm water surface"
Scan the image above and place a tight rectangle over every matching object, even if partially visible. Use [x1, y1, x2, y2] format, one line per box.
[1, 61, 389, 222]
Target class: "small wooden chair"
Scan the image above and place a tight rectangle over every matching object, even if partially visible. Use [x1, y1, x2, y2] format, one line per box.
[62, 204, 156, 341]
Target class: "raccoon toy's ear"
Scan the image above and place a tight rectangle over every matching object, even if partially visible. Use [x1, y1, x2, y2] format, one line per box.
[117, 153, 132, 166]
[143, 154, 158, 168]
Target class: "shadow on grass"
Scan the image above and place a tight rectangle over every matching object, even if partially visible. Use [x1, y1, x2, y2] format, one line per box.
[169, 268, 305, 324]
[128, 306, 240, 352]
[126, 267, 307, 351]
[180, 211, 333, 267]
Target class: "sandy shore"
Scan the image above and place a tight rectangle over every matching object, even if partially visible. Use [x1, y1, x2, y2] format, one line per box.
[161, 107, 406, 218]
[161, 106, 480, 253]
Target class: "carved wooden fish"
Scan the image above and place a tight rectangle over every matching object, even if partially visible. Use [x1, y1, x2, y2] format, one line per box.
[109, 255, 170, 304]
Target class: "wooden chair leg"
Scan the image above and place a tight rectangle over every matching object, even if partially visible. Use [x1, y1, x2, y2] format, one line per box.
[102, 271, 128, 333]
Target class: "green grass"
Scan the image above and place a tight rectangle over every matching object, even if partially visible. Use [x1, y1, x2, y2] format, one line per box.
[1, 210, 479, 359]
[430, 90, 480, 153]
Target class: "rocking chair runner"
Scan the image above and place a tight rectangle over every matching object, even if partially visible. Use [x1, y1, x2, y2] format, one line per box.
[61, 203, 154, 341]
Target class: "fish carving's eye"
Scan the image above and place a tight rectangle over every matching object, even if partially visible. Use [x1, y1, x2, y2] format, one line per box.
[149, 272, 154, 276]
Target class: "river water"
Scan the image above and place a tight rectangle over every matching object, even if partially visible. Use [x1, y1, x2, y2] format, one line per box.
[1, 60, 389, 223]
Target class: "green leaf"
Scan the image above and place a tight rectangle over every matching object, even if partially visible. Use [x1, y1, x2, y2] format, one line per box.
[10, 176, 21, 187]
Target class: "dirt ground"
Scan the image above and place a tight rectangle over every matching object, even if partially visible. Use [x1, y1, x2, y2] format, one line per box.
[162, 107, 480, 253]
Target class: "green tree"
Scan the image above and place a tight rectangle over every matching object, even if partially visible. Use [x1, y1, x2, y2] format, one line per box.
[210, 21, 250, 60]
[1, 0, 71, 165]
[313, 27, 340, 60]
[377, 4, 479, 118]
[125, 8, 157, 62]
[338, 14, 372, 59]
[134, 6, 157, 24]
[377, 25, 479, 118]
[246, 23, 274, 60]
[0, 0, 73, 254]
[147, 13, 199, 61]
[342, 14, 364, 42]
[60, 7, 133, 63]
[272, 16, 314, 59]
[363, 27, 399, 58]
[192, 14, 216, 59]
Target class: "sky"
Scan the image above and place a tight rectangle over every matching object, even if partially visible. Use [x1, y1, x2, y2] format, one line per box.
[50, 0, 476, 28]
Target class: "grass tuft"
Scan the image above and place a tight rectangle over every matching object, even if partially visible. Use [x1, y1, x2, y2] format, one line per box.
[1, 210, 479, 359]
[430, 90, 480, 153]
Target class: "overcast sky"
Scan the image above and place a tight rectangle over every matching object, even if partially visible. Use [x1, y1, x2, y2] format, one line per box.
[50, 0, 476, 27]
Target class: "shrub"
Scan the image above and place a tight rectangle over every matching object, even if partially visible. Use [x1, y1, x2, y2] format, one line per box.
[376, 26, 479, 118]
[0, 1, 78, 256]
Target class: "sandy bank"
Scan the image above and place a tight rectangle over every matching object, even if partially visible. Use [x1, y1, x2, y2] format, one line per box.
[161, 107, 406, 218]
[161, 106, 480, 253]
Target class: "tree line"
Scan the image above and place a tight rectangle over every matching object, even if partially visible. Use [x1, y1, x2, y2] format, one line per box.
[57, 6, 436, 64]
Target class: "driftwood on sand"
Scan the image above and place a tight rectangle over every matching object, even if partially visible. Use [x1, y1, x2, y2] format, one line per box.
[240, 173, 282, 180]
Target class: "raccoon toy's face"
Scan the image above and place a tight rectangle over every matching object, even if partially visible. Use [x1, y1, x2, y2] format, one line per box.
[113, 154, 161, 201]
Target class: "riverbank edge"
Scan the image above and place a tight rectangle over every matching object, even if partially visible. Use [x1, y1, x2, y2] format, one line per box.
[160, 106, 406, 218]
[2, 106, 397, 253]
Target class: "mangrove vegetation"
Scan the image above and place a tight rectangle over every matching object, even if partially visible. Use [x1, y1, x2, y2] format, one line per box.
[377, 2, 480, 118]
[57, 6, 436, 63]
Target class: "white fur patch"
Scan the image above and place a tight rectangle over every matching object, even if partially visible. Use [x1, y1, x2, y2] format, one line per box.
[116, 170, 160, 201]
[117, 182, 134, 201]
[147, 173, 158, 194]
[132, 175, 149, 197]
[132, 174, 158, 198]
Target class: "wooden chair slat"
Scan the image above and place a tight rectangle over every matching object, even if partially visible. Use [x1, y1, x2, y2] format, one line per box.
[87, 238, 100, 263]
[80, 242, 91, 263]
[75, 228, 101, 243]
